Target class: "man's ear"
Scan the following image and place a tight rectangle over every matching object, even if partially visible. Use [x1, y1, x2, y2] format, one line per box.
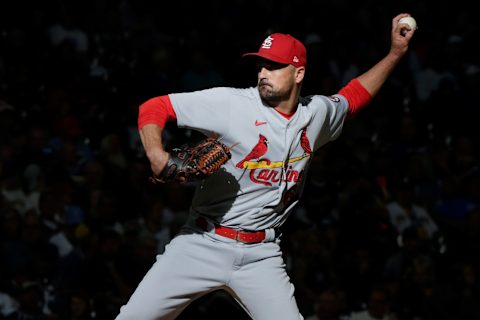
[295, 67, 305, 84]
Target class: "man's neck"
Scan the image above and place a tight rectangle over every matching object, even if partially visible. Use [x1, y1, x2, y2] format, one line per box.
[274, 105, 296, 119]
[274, 96, 299, 116]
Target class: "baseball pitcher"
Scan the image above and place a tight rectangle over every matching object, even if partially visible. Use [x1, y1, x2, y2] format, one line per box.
[116, 13, 416, 320]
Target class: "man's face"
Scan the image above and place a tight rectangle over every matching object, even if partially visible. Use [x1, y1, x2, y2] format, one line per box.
[255, 59, 298, 105]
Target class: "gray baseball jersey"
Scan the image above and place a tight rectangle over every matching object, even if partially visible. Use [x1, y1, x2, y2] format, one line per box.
[169, 86, 348, 231]
[116, 87, 349, 320]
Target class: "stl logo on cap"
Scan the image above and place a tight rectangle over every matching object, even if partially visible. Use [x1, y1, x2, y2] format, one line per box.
[261, 36, 274, 49]
[242, 33, 307, 68]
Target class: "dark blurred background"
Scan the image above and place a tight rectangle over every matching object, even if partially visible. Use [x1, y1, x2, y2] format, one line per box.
[1, 0, 479, 319]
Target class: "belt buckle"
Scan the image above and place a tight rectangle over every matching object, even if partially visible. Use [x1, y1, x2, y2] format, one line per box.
[234, 230, 241, 241]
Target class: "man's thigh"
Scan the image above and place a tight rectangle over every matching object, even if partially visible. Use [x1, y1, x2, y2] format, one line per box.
[227, 242, 304, 320]
[115, 231, 234, 320]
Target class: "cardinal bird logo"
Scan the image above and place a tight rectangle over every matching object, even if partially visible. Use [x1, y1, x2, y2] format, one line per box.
[300, 128, 312, 154]
[236, 134, 269, 169]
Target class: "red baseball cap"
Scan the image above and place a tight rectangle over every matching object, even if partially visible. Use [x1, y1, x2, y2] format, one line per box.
[243, 33, 307, 68]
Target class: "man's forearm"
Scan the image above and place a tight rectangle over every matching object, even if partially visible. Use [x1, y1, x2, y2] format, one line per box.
[356, 13, 414, 97]
[356, 52, 404, 98]
[140, 123, 169, 176]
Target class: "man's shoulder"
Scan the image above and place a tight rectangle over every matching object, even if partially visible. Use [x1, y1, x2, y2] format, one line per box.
[299, 94, 344, 107]
[299, 95, 314, 106]
[199, 86, 258, 99]
[229, 86, 258, 98]
[172, 86, 257, 103]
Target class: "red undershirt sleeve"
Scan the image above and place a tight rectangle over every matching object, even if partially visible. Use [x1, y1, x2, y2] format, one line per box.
[338, 78, 372, 120]
[138, 95, 177, 130]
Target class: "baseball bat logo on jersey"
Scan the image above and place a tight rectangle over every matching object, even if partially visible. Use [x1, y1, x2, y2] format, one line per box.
[236, 129, 312, 186]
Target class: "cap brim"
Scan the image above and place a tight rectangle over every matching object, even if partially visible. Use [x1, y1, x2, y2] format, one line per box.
[242, 52, 291, 65]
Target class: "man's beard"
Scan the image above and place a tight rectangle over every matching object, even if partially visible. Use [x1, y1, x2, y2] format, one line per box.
[258, 81, 290, 106]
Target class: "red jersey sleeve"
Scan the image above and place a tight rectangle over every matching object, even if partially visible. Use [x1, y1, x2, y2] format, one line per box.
[338, 78, 372, 119]
[138, 95, 177, 130]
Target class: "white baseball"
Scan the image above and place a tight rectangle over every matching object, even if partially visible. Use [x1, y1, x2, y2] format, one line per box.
[399, 16, 417, 31]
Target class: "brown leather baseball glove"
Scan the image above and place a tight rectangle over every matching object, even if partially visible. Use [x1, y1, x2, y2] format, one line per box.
[149, 138, 231, 184]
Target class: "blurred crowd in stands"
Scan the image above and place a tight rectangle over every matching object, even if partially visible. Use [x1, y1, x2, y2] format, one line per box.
[1, 0, 479, 319]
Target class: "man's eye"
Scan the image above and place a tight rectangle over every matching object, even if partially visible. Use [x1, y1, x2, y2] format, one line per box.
[256, 63, 268, 71]
[256, 63, 284, 71]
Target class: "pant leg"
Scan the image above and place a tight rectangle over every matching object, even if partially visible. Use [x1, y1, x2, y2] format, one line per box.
[115, 230, 233, 320]
[227, 241, 304, 320]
